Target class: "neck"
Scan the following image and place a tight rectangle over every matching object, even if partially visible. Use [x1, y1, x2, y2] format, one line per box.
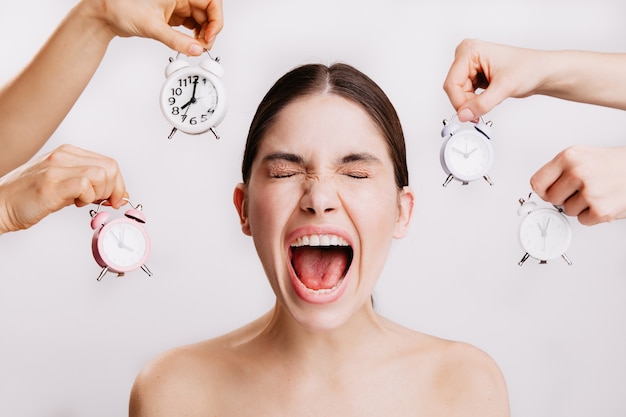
[256, 299, 391, 372]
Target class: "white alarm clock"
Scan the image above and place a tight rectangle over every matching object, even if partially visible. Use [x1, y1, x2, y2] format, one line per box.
[90, 199, 153, 281]
[440, 115, 494, 187]
[517, 193, 573, 266]
[160, 51, 227, 140]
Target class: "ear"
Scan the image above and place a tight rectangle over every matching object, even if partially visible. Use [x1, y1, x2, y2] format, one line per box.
[393, 186, 414, 239]
[233, 183, 251, 236]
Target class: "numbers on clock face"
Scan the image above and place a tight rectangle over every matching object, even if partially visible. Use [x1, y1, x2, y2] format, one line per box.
[101, 222, 148, 268]
[444, 132, 492, 181]
[519, 208, 572, 260]
[165, 74, 219, 129]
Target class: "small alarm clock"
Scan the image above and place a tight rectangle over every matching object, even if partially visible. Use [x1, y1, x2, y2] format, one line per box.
[517, 193, 573, 266]
[90, 199, 153, 281]
[440, 114, 494, 187]
[160, 51, 227, 140]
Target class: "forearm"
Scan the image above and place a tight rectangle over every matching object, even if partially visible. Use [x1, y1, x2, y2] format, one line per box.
[536, 50, 626, 110]
[0, 1, 114, 176]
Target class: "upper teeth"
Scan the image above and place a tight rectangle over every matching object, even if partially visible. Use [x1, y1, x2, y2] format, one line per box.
[291, 234, 349, 247]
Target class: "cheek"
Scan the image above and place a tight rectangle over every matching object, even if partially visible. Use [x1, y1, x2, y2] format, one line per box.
[246, 184, 294, 235]
[343, 182, 400, 228]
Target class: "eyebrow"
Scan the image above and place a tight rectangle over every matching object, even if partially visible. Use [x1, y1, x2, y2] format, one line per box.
[262, 152, 381, 165]
[340, 152, 382, 165]
[262, 152, 304, 164]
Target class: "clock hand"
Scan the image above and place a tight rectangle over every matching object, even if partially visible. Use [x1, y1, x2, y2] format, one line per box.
[451, 141, 475, 158]
[179, 96, 193, 122]
[181, 96, 197, 110]
[534, 219, 548, 252]
[109, 230, 123, 246]
[117, 226, 137, 251]
[120, 242, 135, 251]
[537, 218, 551, 238]
[191, 78, 198, 98]
[537, 221, 547, 237]
[464, 140, 474, 158]
[181, 79, 199, 110]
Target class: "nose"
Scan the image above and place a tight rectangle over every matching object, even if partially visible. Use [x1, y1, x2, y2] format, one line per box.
[299, 178, 339, 215]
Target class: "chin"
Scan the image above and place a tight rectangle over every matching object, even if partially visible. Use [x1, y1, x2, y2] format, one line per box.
[286, 301, 358, 332]
[282, 271, 373, 332]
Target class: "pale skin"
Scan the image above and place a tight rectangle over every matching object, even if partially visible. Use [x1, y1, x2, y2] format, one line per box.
[443, 39, 626, 225]
[0, 0, 223, 234]
[129, 94, 510, 416]
[0, 144, 125, 235]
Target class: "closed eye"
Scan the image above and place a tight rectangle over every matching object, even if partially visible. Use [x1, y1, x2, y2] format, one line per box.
[271, 171, 298, 179]
[339, 153, 379, 180]
[343, 170, 370, 179]
[263, 152, 305, 179]
[267, 165, 304, 178]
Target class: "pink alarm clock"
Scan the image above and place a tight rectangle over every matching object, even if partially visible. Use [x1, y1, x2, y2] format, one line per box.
[89, 199, 153, 281]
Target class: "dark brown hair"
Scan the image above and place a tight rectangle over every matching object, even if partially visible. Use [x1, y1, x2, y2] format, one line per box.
[241, 63, 409, 188]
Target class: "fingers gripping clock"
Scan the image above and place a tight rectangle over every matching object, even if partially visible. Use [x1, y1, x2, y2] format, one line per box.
[89, 199, 153, 281]
[440, 115, 494, 187]
[517, 193, 573, 266]
[160, 51, 227, 140]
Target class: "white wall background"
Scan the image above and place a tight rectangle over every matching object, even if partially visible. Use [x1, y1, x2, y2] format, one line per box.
[1, 1, 626, 416]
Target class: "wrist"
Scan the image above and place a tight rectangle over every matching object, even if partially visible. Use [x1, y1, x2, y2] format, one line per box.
[535, 50, 577, 98]
[68, 0, 117, 47]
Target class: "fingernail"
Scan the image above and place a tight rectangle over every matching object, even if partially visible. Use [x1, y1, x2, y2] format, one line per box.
[188, 43, 203, 56]
[458, 108, 475, 122]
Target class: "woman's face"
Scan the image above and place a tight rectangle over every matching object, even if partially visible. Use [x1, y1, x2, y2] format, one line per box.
[234, 93, 413, 330]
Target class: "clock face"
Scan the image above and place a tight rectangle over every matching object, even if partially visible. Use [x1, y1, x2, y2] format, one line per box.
[93, 218, 150, 273]
[160, 66, 226, 134]
[519, 208, 572, 261]
[442, 130, 493, 182]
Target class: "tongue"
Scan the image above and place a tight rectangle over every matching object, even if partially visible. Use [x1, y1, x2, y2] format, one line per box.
[292, 247, 349, 290]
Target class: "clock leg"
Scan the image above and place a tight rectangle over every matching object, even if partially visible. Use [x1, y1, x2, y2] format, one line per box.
[561, 253, 573, 265]
[442, 174, 454, 187]
[483, 174, 494, 186]
[517, 253, 530, 266]
[141, 264, 154, 277]
[168, 127, 178, 140]
[210, 127, 220, 140]
[97, 266, 109, 281]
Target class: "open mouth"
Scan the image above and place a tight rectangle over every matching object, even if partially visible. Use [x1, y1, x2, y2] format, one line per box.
[290, 234, 354, 293]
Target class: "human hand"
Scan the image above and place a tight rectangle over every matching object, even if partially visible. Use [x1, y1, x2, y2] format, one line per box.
[443, 39, 545, 122]
[80, 0, 224, 55]
[0, 144, 127, 235]
[530, 145, 626, 226]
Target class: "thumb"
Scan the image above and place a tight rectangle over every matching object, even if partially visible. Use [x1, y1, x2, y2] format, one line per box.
[148, 21, 204, 56]
[458, 83, 508, 122]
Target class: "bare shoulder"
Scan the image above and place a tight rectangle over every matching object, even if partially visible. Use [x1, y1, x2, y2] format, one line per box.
[441, 339, 507, 390]
[377, 319, 509, 416]
[417, 333, 510, 417]
[129, 339, 223, 417]
[129, 317, 267, 417]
